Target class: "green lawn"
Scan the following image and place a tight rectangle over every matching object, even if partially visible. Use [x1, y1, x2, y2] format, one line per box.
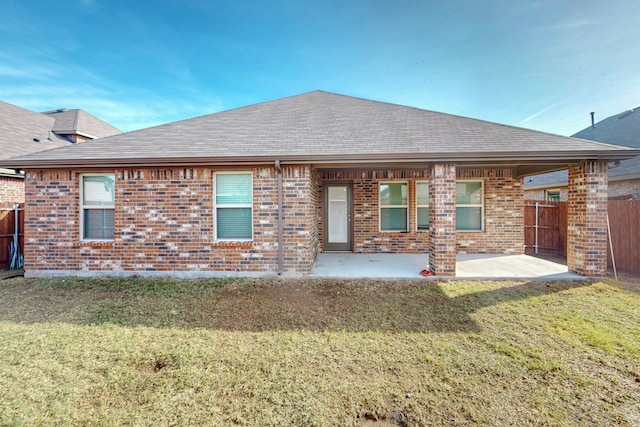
[0, 275, 638, 426]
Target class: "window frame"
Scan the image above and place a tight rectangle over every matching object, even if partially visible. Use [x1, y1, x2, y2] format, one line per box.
[378, 181, 409, 232]
[415, 180, 430, 232]
[455, 179, 484, 232]
[545, 189, 561, 202]
[213, 171, 253, 241]
[79, 172, 115, 241]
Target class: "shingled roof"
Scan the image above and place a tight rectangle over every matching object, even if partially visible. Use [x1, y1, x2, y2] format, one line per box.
[526, 106, 640, 189]
[0, 100, 72, 160]
[42, 108, 121, 139]
[3, 91, 638, 175]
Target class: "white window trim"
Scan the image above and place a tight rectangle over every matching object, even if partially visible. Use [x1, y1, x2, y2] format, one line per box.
[379, 181, 409, 232]
[456, 179, 484, 232]
[545, 189, 561, 202]
[416, 180, 430, 232]
[213, 171, 253, 242]
[79, 173, 115, 242]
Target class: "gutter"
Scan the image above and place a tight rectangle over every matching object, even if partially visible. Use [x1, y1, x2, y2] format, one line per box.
[275, 160, 283, 276]
[2, 149, 639, 169]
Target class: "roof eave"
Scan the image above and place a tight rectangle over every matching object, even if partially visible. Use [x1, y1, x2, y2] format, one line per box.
[3, 149, 638, 170]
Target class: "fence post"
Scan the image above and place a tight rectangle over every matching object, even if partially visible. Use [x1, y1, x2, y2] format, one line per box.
[535, 202, 539, 255]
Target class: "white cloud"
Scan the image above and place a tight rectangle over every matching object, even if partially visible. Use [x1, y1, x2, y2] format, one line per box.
[520, 105, 557, 124]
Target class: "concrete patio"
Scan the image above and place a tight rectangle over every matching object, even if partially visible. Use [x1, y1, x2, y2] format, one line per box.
[310, 253, 581, 280]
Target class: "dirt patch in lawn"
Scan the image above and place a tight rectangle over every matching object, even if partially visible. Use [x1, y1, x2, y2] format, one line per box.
[0, 276, 638, 426]
[0, 276, 597, 333]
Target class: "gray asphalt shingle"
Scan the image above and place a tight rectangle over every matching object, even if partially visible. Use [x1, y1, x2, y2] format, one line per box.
[0, 101, 72, 160]
[42, 108, 121, 138]
[3, 91, 637, 166]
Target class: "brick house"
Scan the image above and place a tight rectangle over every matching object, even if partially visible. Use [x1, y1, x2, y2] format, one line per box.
[1, 91, 637, 278]
[525, 107, 640, 201]
[0, 100, 121, 203]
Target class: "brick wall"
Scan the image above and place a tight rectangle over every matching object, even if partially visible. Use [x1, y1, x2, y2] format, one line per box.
[319, 167, 524, 258]
[24, 166, 317, 276]
[308, 166, 320, 263]
[319, 169, 431, 254]
[525, 178, 639, 201]
[280, 166, 318, 272]
[609, 178, 640, 199]
[429, 164, 457, 276]
[456, 168, 524, 254]
[524, 187, 568, 201]
[0, 176, 25, 204]
[25, 165, 525, 277]
[67, 134, 91, 143]
[567, 161, 608, 276]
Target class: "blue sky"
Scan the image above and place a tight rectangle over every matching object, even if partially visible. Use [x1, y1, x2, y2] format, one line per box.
[1, 0, 639, 136]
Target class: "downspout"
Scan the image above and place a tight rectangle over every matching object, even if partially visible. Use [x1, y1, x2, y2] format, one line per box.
[275, 160, 283, 275]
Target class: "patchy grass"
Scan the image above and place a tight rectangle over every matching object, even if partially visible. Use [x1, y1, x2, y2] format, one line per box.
[0, 276, 639, 426]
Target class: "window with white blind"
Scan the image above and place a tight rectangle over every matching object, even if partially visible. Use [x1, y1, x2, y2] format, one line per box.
[456, 180, 483, 231]
[214, 172, 253, 240]
[379, 182, 408, 232]
[416, 181, 429, 231]
[80, 174, 115, 240]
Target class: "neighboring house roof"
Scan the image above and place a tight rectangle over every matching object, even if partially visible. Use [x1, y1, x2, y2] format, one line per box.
[0, 100, 73, 161]
[0, 100, 121, 178]
[42, 108, 122, 139]
[525, 106, 640, 189]
[2, 91, 638, 176]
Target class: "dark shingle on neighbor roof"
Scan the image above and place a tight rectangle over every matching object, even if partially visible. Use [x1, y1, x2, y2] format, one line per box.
[42, 108, 121, 138]
[525, 169, 568, 188]
[3, 91, 637, 167]
[572, 107, 640, 179]
[0, 100, 73, 160]
[525, 106, 640, 188]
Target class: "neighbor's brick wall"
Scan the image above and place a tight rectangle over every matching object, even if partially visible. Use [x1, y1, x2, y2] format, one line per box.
[0, 176, 25, 204]
[524, 189, 545, 201]
[609, 178, 640, 199]
[318, 167, 523, 257]
[567, 161, 608, 276]
[67, 134, 91, 143]
[524, 187, 568, 201]
[24, 166, 316, 275]
[525, 179, 640, 201]
[456, 168, 524, 254]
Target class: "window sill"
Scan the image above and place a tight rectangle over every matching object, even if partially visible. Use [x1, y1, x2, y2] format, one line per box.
[212, 241, 253, 248]
[79, 240, 115, 247]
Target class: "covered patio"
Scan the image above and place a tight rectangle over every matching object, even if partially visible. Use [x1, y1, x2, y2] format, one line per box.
[310, 253, 581, 280]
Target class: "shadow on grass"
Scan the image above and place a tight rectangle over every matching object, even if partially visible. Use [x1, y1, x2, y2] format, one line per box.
[610, 270, 640, 294]
[0, 277, 595, 333]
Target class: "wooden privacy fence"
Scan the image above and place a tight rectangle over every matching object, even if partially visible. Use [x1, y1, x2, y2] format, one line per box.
[0, 203, 24, 269]
[525, 199, 640, 273]
[524, 201, 567, 257]
[607, 200, 640, 273]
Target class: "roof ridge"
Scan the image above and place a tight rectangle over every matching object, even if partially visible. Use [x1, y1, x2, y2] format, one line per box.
[72, 109, 80, 131]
